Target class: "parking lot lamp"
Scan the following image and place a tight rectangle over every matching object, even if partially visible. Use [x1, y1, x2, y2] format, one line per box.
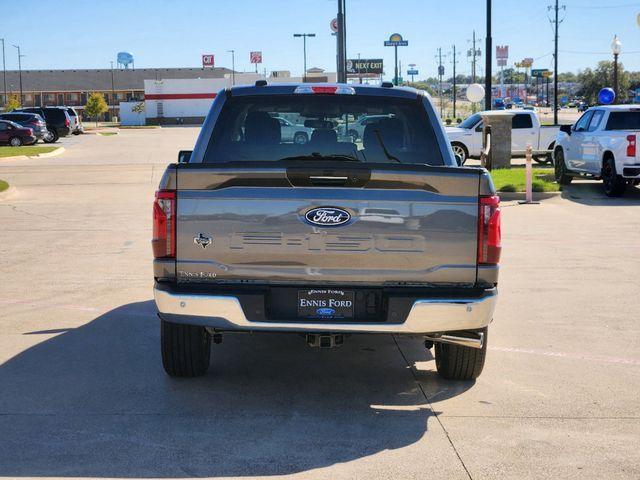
[1, 39, 6, 107]
[293, 33, 315, 82]
[611, 35, 621, 103]
[12, 45, 23, 103]
[227, 50, 235, 86]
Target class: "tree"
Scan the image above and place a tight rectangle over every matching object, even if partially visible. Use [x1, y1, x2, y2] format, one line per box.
[576, 61, 630, 104]
[84, 92, 108, 127]
[5, 94, 21, 112]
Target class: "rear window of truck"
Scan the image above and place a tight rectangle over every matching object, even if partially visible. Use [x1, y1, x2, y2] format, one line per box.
[605, 111, 640, 130]
[202, 94, 444, 165]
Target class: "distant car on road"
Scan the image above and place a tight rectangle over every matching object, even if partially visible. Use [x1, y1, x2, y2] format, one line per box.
[446, 110, 559, 164]
[337, 114, 394, 141]
[0, 120, 37, 146]
[0, 112, 48, 142]
[273, 117, 312, 144]
[15, 107, 71, 143]
[554, 105, 640, 196]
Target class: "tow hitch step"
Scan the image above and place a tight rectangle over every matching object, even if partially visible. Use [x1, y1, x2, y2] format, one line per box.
[306, 333, 344, 349]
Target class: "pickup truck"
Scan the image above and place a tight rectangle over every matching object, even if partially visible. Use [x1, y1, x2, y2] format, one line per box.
[153, 82, 501, 381]
[446, 110, 559, 164]
[554, 105, 640, 197]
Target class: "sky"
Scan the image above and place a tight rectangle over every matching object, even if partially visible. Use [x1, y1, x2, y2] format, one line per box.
[2, 0, 640, 80]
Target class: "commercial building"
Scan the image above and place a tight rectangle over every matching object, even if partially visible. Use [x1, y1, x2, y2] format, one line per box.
[0, 67, 232, 119]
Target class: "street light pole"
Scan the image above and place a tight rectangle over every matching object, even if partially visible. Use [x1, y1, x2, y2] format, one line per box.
[0, 39, 6, 106]
[12, 45, 23, 103]
[293, 33, 315, 82]
[227, 50, 235, 85]
[110, 61, 115, 120]
[611, 35, 621, 104]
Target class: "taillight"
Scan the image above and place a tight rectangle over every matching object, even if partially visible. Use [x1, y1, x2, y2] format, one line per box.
[627, 134, 636, 157]
[65, 118, 70, 127]
[152, 190, 176, 258]
[477, 195, 501, 265]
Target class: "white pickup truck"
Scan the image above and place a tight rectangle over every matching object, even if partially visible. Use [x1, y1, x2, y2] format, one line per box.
[446, 110, 559, 164]
[554, 105, 640, 197]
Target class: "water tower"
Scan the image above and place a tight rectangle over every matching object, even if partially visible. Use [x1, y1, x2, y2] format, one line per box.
[117, 52, 134, 70]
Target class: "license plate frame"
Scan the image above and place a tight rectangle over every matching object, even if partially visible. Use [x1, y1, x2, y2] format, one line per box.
[297, 289, 355, 320]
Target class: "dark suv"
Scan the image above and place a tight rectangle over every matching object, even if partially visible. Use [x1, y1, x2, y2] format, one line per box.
[0, 112, 48, 142]
[15, 107, 71, 143]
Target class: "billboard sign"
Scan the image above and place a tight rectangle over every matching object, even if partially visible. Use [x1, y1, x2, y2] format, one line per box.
[202, 54, 215, 68]
[496, 45, 509, 59]
[407, 69, 419, 75]
[522, 57, 534, 67]
[384, 33, 408, 47]
[531, 68, 549, 78]
[250, 51, 262, 64]
[346, 58, 383, 75]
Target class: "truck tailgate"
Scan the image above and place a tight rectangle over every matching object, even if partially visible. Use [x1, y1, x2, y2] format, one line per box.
[175, 164, 481, 286]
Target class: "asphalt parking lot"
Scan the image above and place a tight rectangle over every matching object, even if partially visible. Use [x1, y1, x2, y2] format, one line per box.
[0, 128, 639, 480]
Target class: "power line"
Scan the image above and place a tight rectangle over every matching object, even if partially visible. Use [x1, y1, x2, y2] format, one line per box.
[565, 2, 640, 8]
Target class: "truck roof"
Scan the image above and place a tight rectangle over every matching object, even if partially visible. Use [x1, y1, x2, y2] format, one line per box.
[228, 82, 424, 99]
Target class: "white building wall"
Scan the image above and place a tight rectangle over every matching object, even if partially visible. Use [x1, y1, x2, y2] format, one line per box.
[143, 73, 337, 124]
[119, 101, 146, 126]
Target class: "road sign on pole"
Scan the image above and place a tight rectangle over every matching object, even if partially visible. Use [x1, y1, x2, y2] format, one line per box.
[384, 34, 408, 85]
[330, 18, 338, 33]
[202, 54, 215, 68]
[531, 68, 549, 78]
[250, 51, 262, 73]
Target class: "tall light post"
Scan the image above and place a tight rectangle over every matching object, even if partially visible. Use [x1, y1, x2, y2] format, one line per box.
[110, 61, 116, 120]
[611, 35, 621, 103]
[293, 33, 315, 82]
[227, 50, 235, 85]
[12, 44, 24, 103]
[1, 39, 6, 106]
[485, 0, 492, 110]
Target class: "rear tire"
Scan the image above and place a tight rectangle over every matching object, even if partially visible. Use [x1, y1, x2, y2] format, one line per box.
[602, 156, 626, 197]
[293, 132, 308, 145]
[554, 149, 572, 185]
[9, 136, 23, 147]
[435, 328, 487, 380]
[43, 129, 59, 143]
[161, 319, 211, 377]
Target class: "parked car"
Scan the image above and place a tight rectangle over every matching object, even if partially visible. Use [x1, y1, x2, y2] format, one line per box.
[337, 114, 394, 141]
[0, 112, 48, 141]
[56, 106, 83, 134]
[446, 110, 559, 164]
[554, 105, 640, 197]
[0, 120, 37, 146]
[15, 107, 71, 143]
[152, 82, 500, 381]
[273, 116, 312, 144]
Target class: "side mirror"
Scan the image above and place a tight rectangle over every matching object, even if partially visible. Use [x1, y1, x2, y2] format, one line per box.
[178, 150, 192, 163]
[454, 153, 463, 166]
[559, 124, 572, 136]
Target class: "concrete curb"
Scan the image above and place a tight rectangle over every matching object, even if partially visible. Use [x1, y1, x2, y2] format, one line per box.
[0, 146, 65, 161]
[498, 191, 562, 202]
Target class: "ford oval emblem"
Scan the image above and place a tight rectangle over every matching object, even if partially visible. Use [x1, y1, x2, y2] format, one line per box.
[304, 207, 351, 227]
[316, 307, 336, 317]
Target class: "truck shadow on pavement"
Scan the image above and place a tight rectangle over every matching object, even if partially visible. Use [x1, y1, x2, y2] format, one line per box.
[0, 300, 473, 478]
[560, 181, 640, 206]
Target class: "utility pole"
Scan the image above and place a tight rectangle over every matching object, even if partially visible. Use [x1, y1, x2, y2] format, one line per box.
[1, 39, 6, 106]
[294, 33, 316, 82]
[437, 47, 444, 117]
[471, 31, 478, 83]
[549, 0, 565, 124]
[485, 0, 492, 110]
[452, 45, 457, 118]
[227, 50, 235, 85]
[12, 45, 23, 103]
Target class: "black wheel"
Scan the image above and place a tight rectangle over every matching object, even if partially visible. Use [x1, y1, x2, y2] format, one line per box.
[43, 129, 58, 143]
[293, 132, 308, 145]
[9, 136, 23, 147]
[435, 328, 487, 380]
[161, 319, 211, 377]
[451, 142, 468, 165]
[347, 129, 359, 142]
[554, 149, 572, 185]
[602, 156, 626, 197]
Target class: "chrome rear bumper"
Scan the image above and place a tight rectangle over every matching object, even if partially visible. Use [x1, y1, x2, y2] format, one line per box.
[154, 286, 497, 334]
